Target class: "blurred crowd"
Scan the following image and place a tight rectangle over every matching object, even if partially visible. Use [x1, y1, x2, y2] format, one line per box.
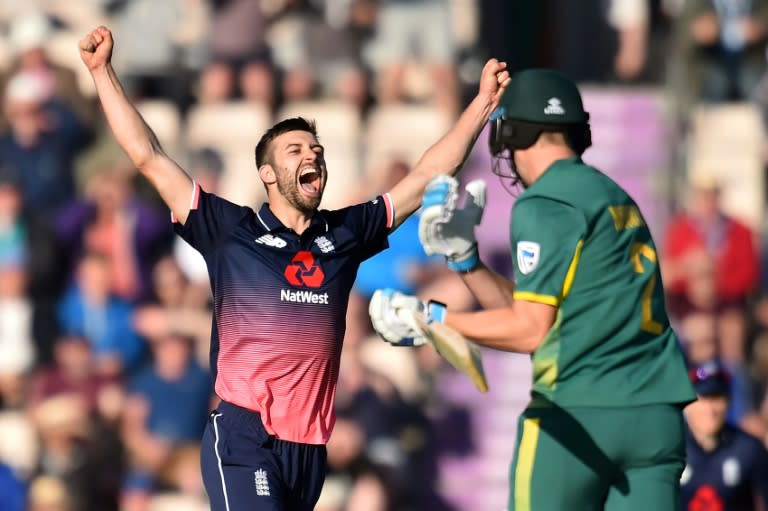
[0, 0, 765, 510]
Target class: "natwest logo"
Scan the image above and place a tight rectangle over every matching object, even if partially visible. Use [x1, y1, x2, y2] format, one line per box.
[280, 289, 329, 304]
[284, 251, 325, 288]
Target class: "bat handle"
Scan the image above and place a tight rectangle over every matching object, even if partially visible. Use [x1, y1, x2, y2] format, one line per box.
[395, 308, 424, 335]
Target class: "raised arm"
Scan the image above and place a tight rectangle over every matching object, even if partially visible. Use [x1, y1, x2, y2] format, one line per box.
[387, 59, 510, 228]
[79, 26, 194, 223]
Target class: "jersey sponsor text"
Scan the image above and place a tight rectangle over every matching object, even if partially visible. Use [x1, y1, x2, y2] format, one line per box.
[280, 289, 329, 304]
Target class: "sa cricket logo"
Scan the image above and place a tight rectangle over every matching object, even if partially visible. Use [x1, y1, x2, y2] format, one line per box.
[517, 241, 541, 275]
[544, 97, 565, 115]
[284, 251, 325, 288]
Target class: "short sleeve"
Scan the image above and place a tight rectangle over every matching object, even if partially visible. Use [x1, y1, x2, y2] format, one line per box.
[330, 194, 394, 262]
[172, 184, 251, 255]
[511, 197, 586, 306]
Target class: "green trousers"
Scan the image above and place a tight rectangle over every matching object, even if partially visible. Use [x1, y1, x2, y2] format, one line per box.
[509, 399, 686, 511]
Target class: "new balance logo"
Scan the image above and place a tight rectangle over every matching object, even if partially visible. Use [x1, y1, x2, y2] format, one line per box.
[544, 97, 565, 115]
[255, 234, 287, 248]
[280, 289, 329, 304]
[254, 469, 270, 496]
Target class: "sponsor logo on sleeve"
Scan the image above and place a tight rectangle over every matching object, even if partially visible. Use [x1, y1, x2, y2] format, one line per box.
[517, 241, 541, 275]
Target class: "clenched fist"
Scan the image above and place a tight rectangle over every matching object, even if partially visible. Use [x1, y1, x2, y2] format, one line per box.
[478, 58, 512, 106]
[79, 26, 114, 71]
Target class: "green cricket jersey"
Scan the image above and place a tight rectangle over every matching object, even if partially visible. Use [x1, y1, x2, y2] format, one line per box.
[511, 157, 696, 407]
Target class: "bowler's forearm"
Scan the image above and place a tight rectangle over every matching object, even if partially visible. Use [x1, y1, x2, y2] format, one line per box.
[90, 64, 164, 170]
[415, 92, 498, 180]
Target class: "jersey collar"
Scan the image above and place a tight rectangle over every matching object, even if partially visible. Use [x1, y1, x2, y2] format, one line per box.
[256, 203, 329, 234]
[516, 156, 579, 199]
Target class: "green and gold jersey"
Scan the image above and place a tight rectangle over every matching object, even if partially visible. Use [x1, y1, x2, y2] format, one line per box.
[511, 157, 696, 407]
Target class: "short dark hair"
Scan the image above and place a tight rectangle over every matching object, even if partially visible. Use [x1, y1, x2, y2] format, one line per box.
[254, 117, 318, 168]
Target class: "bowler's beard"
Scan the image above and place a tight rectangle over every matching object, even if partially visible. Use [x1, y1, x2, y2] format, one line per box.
[276, 170, 322, 214]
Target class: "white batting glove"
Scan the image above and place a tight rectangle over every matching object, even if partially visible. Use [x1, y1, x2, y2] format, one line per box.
[419, 176, 486, 272]
[369, 289, 446, 347]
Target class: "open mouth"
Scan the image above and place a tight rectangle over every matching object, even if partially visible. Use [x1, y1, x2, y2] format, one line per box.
[299, 167, 321, 197]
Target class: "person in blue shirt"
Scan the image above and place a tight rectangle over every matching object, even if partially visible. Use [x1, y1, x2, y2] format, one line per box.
[0, 461, 25, 511]
[681, 359, 768, 510]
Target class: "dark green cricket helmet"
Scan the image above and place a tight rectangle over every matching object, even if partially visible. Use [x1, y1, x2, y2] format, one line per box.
[490, 68, 591, 156]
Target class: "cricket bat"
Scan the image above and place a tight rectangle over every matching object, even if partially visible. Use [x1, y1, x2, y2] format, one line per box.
[398, 309, 489, 393]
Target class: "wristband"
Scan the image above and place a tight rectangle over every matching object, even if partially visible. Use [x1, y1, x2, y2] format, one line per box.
[427, 300, 447, 324]
[446, 244, 479, 273]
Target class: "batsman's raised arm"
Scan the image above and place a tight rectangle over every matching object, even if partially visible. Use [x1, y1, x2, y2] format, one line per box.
[79, 26, 193, 223]
[387, 58, 510, 229]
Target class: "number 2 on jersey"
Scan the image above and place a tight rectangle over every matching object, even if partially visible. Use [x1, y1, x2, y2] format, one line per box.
[630, 243, 664, 335]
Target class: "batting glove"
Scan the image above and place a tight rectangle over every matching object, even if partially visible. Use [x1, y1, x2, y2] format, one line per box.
[369, 288, 447, 347]
[419, 175, 486, 272]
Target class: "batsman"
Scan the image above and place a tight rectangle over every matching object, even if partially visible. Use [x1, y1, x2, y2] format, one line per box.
[369, 69, 697, 510]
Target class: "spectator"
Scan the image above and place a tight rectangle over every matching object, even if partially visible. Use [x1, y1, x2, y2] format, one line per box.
[333, 344, 438, 509]
[0, 264, 35, 409]
[28, 334, 121, 415]
[109, 0, 205, 108]
[678, 312, 755, 426]
[0, 460, 25, 511]
[120, 333, 211, 511]
[27, 475, 71, 511]
[30, 394, 121, 511]
[678, 311, 719, 366]
[681, 359, 768, 510]
[0, 70, 91, 216]
[132, 255, 212, 368]
[323, 417, 396, 511]
[56, 251, 145, 376]
[662, 176, 759, 356]
[302, 0, 377, 111]
[0, 11, 95, 128]
[0, 167, 66, 365]
[547, 0, 650, 83]
[609, 0, 650, 81]
[263, 0, 325, 104]
[672, 0, 768, 104]
[197, 0, 276, 108]
[54, 166, 174, 303]
[364, 0, 459, 117]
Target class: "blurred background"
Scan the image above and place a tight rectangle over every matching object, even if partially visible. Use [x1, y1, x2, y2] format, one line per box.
[0, 0, 765, 510]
